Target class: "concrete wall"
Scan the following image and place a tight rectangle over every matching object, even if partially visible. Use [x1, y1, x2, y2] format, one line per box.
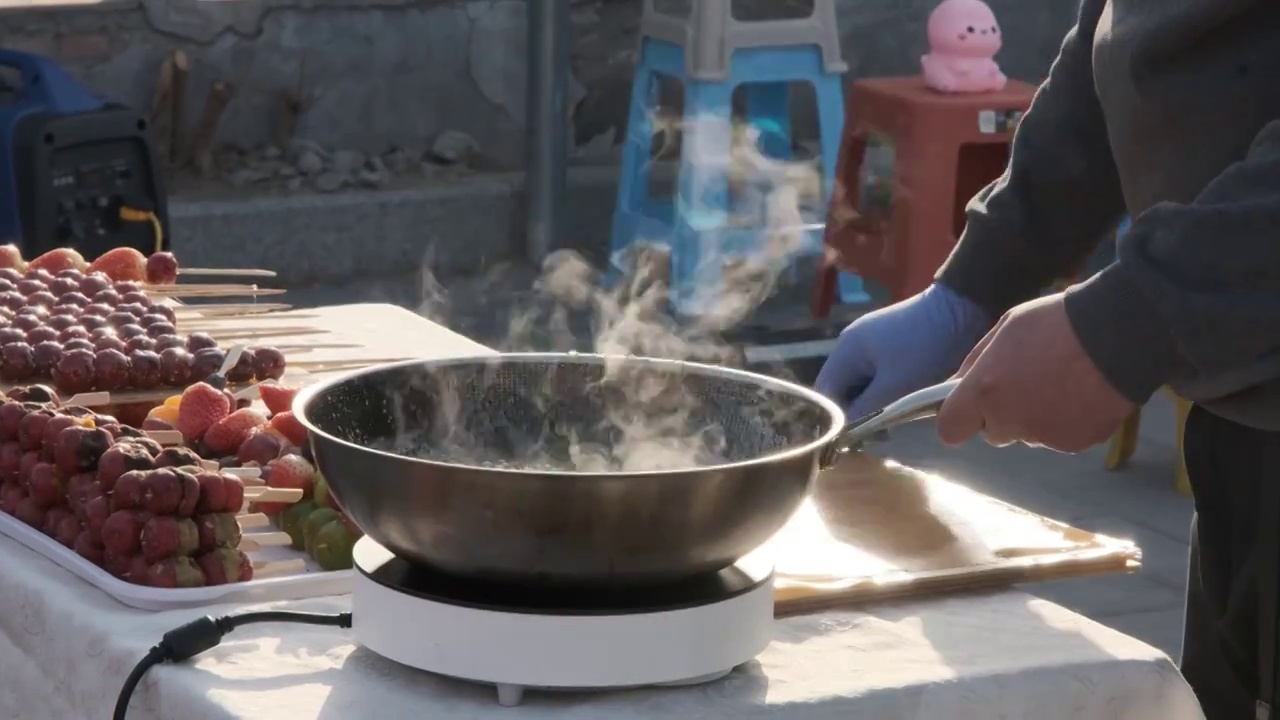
[0, 0, 1080, 170]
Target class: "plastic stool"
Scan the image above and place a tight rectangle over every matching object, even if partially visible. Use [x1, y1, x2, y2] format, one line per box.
[811, 75, 1036, 317]
[1106, 389, 1193, 497]
[611, 0, 870, 315]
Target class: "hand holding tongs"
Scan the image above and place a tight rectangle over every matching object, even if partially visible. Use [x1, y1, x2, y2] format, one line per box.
[819, 378, 961, 468]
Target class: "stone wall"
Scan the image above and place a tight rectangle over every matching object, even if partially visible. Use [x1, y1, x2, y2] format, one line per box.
[0, 0, 1080, 171]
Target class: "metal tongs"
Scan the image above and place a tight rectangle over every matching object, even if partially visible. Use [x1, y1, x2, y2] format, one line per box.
[819, 378, 961, 468]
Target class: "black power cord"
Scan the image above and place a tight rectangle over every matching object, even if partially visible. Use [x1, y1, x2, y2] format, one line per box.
[113, 610, 353, 720]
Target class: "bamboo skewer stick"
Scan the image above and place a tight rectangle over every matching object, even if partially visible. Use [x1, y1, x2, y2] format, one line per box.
[239, 532, 293, 552]
[172, 304, 293, 315]
[207, 327, 331, 340]
[67, 389, 160, 405]
[62, 392, 111, 407]
[252, 558, 306, 576]
[179, 268, 277, 278]
[144, 283, 285, 294]
[239, 487, 304, 515]
[177, 313, 322, 329]
[244, 487, 304, 503]
[145, 430, 183, 445]
[237, 512, 271, 528]
[224, 467, 264, 484]
[232, 383, 266, 401]
[273, 343, 364, 354]
[148, 287, 288, 299]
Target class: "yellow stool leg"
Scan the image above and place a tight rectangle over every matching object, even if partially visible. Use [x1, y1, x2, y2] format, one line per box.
[1106, 408, 1142, 470]
[1172, 394, 1193, 497]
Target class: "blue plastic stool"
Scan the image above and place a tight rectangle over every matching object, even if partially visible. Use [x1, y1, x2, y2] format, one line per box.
[610, 7, 869, 315]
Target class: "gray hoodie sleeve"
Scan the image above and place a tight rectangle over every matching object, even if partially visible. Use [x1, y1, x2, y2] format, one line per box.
[936, 0, 1126, 315]
[1063, 121, 1280, 403]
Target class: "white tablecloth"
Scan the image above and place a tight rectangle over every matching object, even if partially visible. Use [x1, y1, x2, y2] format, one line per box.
[0, 536, 1202, 719]
[0, 304, 1206, 719]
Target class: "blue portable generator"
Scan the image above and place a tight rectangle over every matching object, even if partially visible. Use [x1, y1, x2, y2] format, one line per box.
[0, 49, 168, 262]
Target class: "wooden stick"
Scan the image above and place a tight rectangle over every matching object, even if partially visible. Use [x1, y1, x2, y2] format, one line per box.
[189, 462, 262, 486]
[149, 52, 177, 163]
[207, 327, 329, 340]
[144, 283, 282, 294]
[149, 287, 288, 299]
[145, 429, 183, 445]
[169, 50, 190, 165]
[73, 389, 162, 405]
[237, 512, 271, 529]
[187, 79, 235, 175]
[220, 345, 247, 376]
[149, 52, 174, 124]
[60, 385, 221, 406]
[245, 487, 304, 503]
[178, 313, 320, 329]
[221, 466, 262, 479]
[173, 304, 293, 316]
[63, 391, 110, 407]
[232, 383, 266, 401]
[251, 558, 306, 576]
[239, 532, 293, 552]
[179, 268, 277, 279]
[273, 343, 363, 354]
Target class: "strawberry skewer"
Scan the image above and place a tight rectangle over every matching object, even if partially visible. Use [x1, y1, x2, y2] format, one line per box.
[0, 245, 274, 285]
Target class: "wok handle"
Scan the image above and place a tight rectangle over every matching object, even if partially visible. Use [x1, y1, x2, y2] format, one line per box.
[819, 378, 961, 469]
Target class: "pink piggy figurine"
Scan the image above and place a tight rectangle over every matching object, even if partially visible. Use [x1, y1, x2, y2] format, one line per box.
[920, 0, 1008, 94]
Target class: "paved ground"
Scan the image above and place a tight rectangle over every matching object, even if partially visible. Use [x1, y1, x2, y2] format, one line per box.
[281, 267, 1192, 660]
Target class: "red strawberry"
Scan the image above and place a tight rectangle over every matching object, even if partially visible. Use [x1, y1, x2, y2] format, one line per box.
[88, 247, 147, 282]
[27, 248, 87, 274]
[267, 411, 307, 446]
[203, 408, 268, 456]
[145, 251, 179, 285]
[176, 382, 231, 442]
[257, 453, 315, 514]
[267, 454, 315, 493]
[258, 383, 299, 416]
[0, 244, 25, 271]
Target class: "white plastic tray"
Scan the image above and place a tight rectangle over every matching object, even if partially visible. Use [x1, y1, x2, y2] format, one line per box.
[0, 510, 352, 610]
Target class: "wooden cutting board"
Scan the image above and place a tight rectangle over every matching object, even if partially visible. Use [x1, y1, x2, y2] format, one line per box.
[756, 454, 1140, 616]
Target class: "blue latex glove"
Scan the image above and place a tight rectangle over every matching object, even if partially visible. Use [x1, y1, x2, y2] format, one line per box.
[816, 283, 993, 419]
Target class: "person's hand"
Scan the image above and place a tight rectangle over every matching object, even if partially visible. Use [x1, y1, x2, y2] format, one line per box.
[815, 283, 992, 418]
[936, 293, 1136, 452]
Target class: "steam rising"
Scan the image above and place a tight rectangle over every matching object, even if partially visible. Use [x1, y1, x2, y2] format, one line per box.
[380, 116, 829, 472]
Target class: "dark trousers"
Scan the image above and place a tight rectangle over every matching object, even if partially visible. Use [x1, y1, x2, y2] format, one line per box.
[1181, 404, 1280, 719]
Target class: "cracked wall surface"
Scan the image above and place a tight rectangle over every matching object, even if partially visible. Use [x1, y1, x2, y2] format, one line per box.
[0, 0, 1079, 168]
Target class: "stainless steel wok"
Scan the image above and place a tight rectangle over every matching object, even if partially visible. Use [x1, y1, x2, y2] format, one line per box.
[293, 353, 956, 589]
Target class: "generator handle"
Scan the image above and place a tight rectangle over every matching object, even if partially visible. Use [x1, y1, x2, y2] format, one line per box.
[0, 49, 103, 114]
